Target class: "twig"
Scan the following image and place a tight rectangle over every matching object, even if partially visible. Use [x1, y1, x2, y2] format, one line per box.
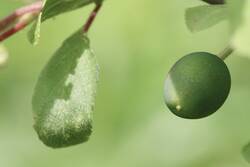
[218, 45, 234, 60]
[83, 3, 102, 33]
[0, 1, 42, 32]
[0, 1, 102, 42]
[0, 13, 39, 42]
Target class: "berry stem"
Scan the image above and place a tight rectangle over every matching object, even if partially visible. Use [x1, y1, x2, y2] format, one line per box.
[83, 3, 102, 33]
[218, 45, 234, 60]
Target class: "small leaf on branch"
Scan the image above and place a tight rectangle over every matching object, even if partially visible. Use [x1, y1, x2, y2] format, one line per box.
[27, 12, 42, 45]
[27, 0, 46, 45]
[28, 0, 94, 45]
[41, 0, 93, 21]
[32, 29, 99, 148]
[185, 5, 227, 33]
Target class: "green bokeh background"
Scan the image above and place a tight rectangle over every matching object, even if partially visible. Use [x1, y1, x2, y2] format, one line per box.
[1, 0, 250, 166]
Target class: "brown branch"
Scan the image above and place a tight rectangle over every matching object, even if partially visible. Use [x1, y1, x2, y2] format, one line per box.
[0, 1, 102, 42]
[83, 3, 102, 33]
[0, 13, 39, 42]
[0, 1, 42, 32]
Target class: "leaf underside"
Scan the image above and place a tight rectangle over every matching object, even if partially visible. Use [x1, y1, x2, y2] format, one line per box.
[32, 29, 99, 148]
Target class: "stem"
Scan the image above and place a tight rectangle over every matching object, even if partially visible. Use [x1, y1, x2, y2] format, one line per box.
[218, 45, 234, 60]
[0, 1, 102, 42]
[83, 3, 102, 33]
[0, 1, 42, 33]
[0, 13, 39, 42]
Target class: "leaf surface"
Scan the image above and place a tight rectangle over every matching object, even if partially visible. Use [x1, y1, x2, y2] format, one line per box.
[32, 29, 99, 148]
[28, 0, 94, 45]
[185, 5, 227, 32]
[228, 0, 250, 56]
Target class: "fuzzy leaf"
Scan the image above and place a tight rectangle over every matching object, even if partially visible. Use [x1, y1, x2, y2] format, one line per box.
[32, 29, 99, 148]
[185, 5, 227, 33]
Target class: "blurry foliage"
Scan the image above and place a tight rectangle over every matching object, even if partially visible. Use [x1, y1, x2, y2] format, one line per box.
[0, 0, 250, 167]
[185, 4, 228, 32]
[0, 45, 8, 67]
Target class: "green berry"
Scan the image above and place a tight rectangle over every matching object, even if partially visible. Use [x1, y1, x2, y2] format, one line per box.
[164, 52, 231, 119]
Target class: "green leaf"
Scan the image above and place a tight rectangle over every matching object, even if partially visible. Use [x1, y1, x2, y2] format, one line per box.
[32, 29, 99, 148]
[28, 0, 94, 45]
[228, 0, 250, 56]
[27, 13, 42, 46]
[0, 45, 8, 67]
[41, 0, 93, 21]
[227, 0, 245, 32]
[201, 0, 224, 4]
[27, 0, 46, 45]
[93, 0, 104, 4]
[185, 5, 228, 33]
[242, 142, 250, 163]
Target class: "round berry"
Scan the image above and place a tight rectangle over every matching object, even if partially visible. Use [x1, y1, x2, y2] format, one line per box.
[164, 52, 231, 119]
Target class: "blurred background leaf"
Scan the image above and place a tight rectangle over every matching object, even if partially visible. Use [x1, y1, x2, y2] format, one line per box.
[185, 5, 227, 32]
[0, 0, 250, 167]
[242, 142, 250, 163]
[227, 0, 245, 31]
[228, 0, 250, 57]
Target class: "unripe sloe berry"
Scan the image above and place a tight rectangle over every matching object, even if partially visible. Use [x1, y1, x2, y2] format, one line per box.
[164, 52, 231, 119]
